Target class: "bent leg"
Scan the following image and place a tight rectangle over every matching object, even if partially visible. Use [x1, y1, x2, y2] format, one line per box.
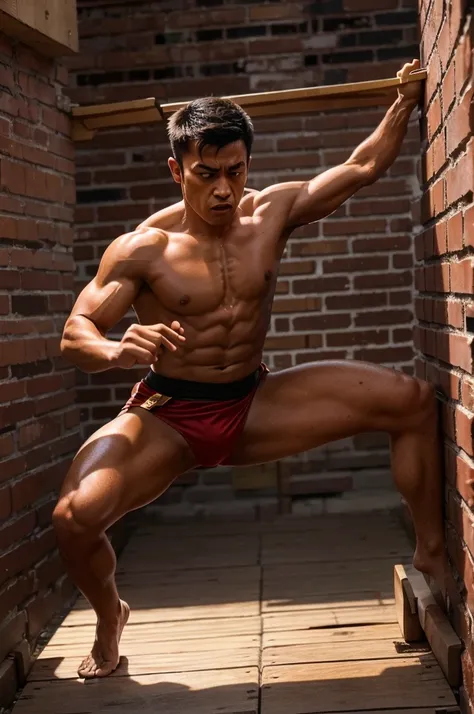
[53, 408, 196, 677]
[228, 361, 446, 585]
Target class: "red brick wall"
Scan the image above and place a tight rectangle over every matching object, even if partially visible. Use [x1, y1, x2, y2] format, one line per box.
[69, 0, 420, 504]
[0, 34, 79, 706]
[416, 0, 474, 709]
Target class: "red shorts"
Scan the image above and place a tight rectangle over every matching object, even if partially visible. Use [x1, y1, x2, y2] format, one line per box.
[118, 364, 268, 468]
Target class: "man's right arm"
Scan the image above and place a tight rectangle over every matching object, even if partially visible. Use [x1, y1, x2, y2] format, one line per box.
[61, 232, 147, 373]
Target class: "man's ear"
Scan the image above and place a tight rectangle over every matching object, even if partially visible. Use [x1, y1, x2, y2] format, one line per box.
[168, 157, 182, 184]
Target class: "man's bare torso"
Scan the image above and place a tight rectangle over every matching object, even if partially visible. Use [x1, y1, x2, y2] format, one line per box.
[133, 190, 287, 382]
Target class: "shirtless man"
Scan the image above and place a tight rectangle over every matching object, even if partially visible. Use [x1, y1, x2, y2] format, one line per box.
[55, 59, 446, 678]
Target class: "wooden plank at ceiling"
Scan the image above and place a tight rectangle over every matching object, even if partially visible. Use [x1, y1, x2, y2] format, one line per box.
[261, 657, 456, 713]
[30, 646, 260, 681]
[13, 667, 260, 714]
[262, 637, 430, 667]
[0, 0, 78, 56]
[71, 70, 426, 140]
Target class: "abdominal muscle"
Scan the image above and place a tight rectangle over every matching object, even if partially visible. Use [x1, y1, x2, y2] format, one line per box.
[134, 298, 271, 383]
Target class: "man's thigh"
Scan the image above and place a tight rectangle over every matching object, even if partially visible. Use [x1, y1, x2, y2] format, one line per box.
[57, 408, 197, 531]
[226, 359, 424, 465]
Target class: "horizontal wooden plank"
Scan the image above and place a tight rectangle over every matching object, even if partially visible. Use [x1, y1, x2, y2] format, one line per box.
[14, 667, 260, 714]
[261, 657, 456, 713]
[73, 578, 260, 611]
[31, 646, 260, 681]
[116, 565, 260, 588]
[118, 534, 259, 572]
[263, 591, 392, 614]
[262, 637, 430, 667]
[41, 634, 259, 659]
[160, 70, 427, 115]
[72, 71, 426, 141]
[63, 599, 259, 627]
[46, 616, 262, 645]
[262, 623, 410, 648]
[263, 604, 398, 632]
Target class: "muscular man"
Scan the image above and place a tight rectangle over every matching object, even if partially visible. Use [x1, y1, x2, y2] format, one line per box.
[55, 59, 446, 678]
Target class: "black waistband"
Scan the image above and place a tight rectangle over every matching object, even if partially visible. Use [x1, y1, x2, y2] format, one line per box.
[143, 367, 261, 401]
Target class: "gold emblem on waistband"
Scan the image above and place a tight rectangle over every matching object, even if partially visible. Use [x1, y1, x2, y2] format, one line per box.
[140, 393, 171, 410]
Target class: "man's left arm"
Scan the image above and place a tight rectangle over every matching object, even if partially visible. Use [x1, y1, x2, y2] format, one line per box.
[259, 60, 421, 230]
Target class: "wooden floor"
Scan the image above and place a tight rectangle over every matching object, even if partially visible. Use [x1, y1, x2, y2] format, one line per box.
[12, 511, 457, 713]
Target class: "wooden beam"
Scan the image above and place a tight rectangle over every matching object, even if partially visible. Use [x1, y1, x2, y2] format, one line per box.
[71, 69, 427, 141]
[0, 0, 78, 57]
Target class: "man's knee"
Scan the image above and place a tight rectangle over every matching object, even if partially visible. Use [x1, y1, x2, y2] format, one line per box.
[52, 492, 105, 542]
[394, 373, 436, 425]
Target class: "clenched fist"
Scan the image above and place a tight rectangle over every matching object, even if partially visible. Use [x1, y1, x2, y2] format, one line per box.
[111, 321, 185, 369]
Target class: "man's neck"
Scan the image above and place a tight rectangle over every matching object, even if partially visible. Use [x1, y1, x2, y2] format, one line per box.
[182, 201, 235, 240]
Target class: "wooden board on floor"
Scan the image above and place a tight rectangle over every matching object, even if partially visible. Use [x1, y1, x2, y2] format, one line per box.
[261, 657, 456, 713]
[263, 604, 398, 632]
[73, 578, 260, 613]
[262, 637, 430, 667]
[263, 591, 389, 614]
[65, 598, 259, 627]
[117, 534, 259, 572]
[31, 646, 260, 681]
[262, 622, 414, 648]
[115, 564, 259, 588]
[261, 529, 412, 566]
[40, 634, 259, 659]
[260, 512, 404, 533]
[14, 667, 259, 714]
[45, 616, 262, 646]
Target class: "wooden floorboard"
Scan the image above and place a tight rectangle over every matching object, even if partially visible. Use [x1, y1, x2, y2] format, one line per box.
[261, 657, 456, 712]
[13, 512, 456, 714]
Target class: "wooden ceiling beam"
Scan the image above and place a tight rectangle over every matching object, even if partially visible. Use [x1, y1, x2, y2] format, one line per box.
[71, 69, 426, 142]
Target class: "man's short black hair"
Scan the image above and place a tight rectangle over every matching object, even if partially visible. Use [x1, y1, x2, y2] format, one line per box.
[167, 97, 254, 168]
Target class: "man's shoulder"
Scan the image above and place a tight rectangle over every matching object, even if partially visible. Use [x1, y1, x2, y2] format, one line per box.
[136, 200, 185, 232]
[240, 187, 260, 214]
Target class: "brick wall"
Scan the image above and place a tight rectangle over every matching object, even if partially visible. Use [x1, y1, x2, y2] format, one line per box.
[0, 34, 79, 707]
[69, 0, 420, 506]
[416, 0, 474, 709]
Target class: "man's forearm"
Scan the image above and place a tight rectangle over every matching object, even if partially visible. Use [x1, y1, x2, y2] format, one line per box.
[60, 315, 118, 373]
[348, 95, 418, 181]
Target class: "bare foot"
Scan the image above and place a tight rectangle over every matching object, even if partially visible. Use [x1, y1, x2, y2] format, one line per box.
[78, 600, 130, 678]
[413, 543, 451, 607]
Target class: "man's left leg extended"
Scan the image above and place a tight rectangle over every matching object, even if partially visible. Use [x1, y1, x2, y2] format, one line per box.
[226, 360, 447, 586]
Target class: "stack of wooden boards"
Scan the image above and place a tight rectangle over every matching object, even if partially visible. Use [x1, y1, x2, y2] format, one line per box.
[394, 564, 462, 690]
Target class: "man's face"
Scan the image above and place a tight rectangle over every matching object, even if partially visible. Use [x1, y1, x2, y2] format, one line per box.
[169, 140, 249, 226]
